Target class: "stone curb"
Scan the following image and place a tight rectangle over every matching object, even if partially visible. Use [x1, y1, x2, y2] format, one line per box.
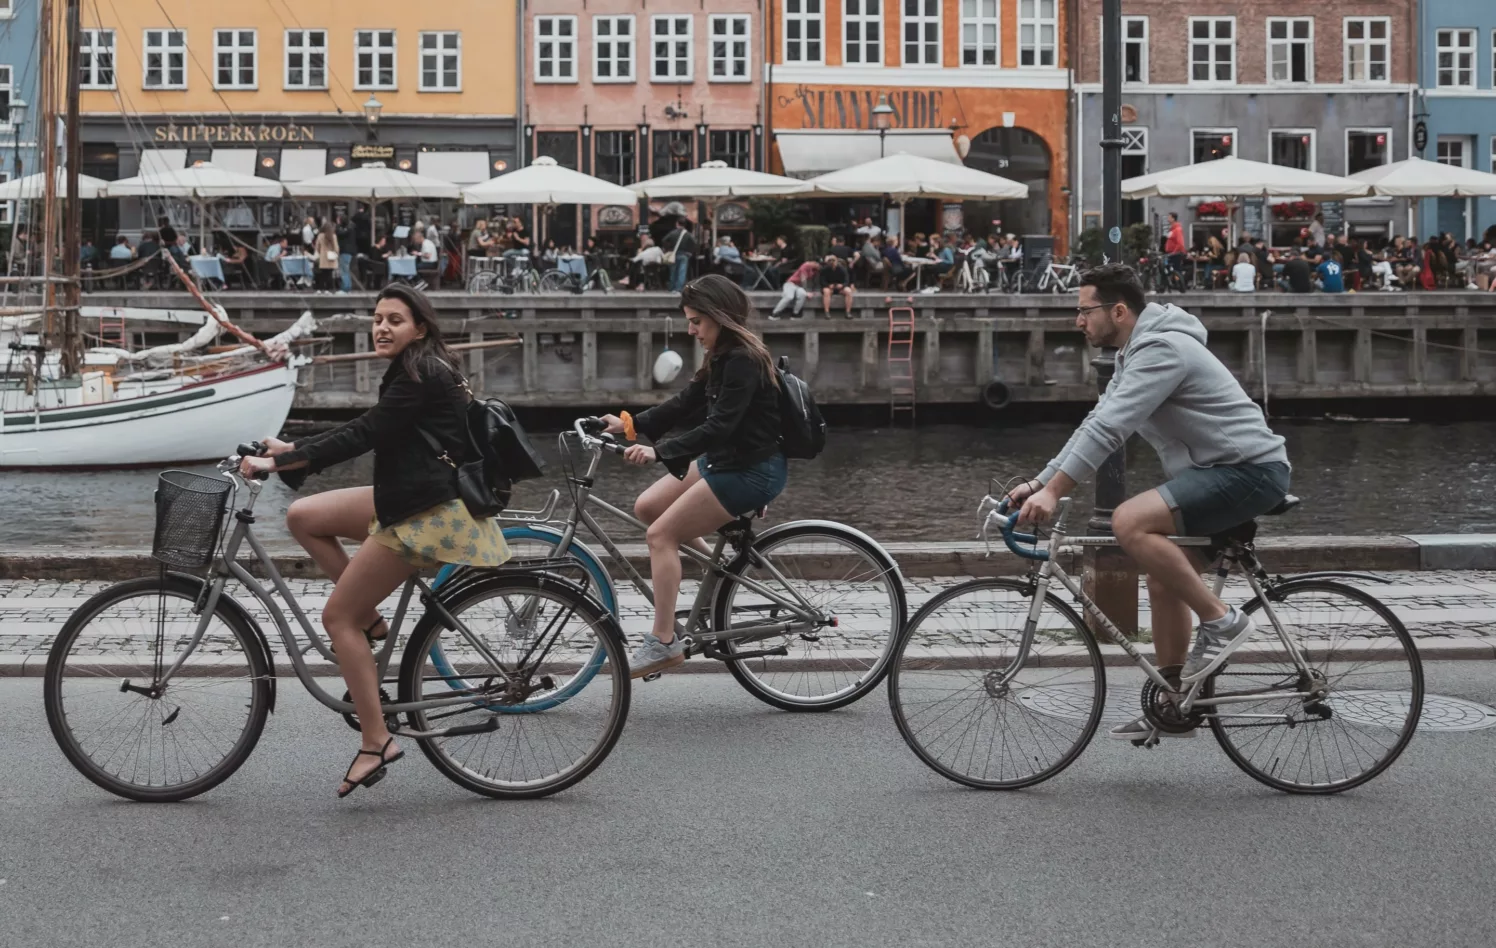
[4, 534, 1492, 581]
[5, 637, 1492, 677]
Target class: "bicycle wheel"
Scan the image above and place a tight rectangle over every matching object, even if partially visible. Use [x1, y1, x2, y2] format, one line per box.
[538, 270, 571, 294]
[398, 572, 630, 798]
[711, 522, 906, 712]
[500, 525, 618, 612]
[44, 574, 273, 802]
[1204, 579, 1423, 794]
[467, 270, 498, 293]
[888, 578, 1105, 790]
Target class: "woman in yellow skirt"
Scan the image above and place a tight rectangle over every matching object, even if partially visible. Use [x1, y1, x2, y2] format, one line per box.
[239, 284, 508, 798]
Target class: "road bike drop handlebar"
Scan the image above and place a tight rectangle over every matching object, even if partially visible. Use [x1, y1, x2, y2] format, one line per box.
[977, 494, 1051, 562]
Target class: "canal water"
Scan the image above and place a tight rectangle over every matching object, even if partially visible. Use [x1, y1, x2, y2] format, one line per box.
[3, 420, 1494, 550]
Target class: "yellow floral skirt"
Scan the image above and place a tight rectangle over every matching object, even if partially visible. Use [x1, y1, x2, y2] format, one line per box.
[369, 498, 511, 570]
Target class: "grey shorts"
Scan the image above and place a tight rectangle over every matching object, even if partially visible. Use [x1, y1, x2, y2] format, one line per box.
[1156, 462, 1291, 537]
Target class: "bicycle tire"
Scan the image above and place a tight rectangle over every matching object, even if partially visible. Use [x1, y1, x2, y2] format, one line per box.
[887, 578, 1106, 790]
[398, 572, 630, 799]
[711, 521, 906, 712]
[467, 270, 498, 294]
[538, 270, 571, 294]
[1205, 579, 1423, 794]
[44, 574, 273, 802]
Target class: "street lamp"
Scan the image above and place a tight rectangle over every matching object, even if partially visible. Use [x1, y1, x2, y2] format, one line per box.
[872, 94, 895, 235]
[362, 94, 383, 141]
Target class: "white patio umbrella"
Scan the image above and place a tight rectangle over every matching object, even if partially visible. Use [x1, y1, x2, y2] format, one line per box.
[287, 165, 461, 243]
[1349, 157, 1496, 237]
[106, 161, 286, 251]
[462, 156, 636, 206]
[805, 151, 1028, 243]
[630, 160, 809, 244]
[0, 169, 109, 201]
[1121, 156, 1371, 200]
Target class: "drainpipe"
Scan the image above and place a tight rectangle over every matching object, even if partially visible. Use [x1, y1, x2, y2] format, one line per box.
[516, 0, 527, 170]
[763, 0, 773, 173]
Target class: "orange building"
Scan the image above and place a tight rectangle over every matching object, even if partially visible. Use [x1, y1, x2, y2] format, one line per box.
[766, 0, 1069, 245]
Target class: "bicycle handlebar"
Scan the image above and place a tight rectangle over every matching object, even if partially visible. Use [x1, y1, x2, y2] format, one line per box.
[573, 417, 626, 455]
[978, 494, 1050, 562]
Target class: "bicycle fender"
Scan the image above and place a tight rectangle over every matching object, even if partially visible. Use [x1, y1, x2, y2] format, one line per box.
[747, 520, 907, 588]
[170, 570, 277, 714]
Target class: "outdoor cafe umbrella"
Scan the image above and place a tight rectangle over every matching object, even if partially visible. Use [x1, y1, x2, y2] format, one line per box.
[1348, 157, 1496, 237]
[105, 161, 286, 251]
[463, 157, 637, 248]
[287, 166, 462, 243]
[805, 151, 1028, 242]
[629, 160, 809, 244]
[0, 169, 109, 201]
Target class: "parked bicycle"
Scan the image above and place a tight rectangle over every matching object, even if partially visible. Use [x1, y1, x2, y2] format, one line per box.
[887, 486, 1423, 794]
[468, 253, 541, 294]
[480, 418, 908, 711]
[44, 450, 630, 802]
[1033, 255, 1081, 293]
[539, 256, 613, 295]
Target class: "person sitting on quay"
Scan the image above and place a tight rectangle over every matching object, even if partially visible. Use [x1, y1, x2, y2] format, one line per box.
[931, 235, 956, 281]
[135, 230, 161, 266]
[713, 235, 743, 268]
[1230, 250, 1257, 292]
[821, 253, 854, 318]
[619, 235, 664, 291]
[1279, 249, 1312, 293]
[857, 232, 887, 289]
[770, 258, 819, 319]
[108, 235, 133, 263]
[1315, 250, 1346, 293]
[880, 236, 906, 286]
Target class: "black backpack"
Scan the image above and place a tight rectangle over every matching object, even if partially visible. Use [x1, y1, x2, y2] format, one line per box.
[421, 386, 546, 519]
[776, 356, 826, 460]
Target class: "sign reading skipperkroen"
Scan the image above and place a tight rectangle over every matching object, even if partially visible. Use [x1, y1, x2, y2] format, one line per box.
[153, 123, 317, 143]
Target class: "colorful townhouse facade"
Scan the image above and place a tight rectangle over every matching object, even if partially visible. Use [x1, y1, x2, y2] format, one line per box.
[74, 0, 518, 240]
[1, 0, 41, 230]
[1417, 0, 1496, 241]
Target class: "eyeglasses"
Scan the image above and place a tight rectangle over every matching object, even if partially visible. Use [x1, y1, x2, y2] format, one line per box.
[1075, 303, 1111, 315]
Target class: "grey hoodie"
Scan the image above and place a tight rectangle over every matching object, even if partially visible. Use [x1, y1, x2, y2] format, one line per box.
[1039, 302, 1288, 485]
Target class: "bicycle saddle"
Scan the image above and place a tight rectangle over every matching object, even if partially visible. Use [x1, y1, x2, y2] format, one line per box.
[1263, 493, 1301, 516]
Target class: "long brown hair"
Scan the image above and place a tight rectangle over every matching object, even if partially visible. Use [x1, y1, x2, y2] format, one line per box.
[681, 274, 778, 387]
[377, 284, 463, 382]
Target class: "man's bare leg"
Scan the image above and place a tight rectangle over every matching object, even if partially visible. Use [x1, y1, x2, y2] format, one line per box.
[1112, 490, 1227, 626]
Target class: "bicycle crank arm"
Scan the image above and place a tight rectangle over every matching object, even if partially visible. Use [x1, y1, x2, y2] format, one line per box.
[698, 644, 791, 662]
[391, 716, 500, 740]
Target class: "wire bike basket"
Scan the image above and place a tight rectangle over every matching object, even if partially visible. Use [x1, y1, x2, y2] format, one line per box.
[152, 471, 234, 569]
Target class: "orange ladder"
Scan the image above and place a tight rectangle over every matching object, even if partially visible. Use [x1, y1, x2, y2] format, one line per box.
[97, 308, 128, 349]
[886, 297, 916, 424]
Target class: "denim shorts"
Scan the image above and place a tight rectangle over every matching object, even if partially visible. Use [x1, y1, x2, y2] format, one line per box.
[697, 454, 788, 518]
[1156, 461, 1291, 537]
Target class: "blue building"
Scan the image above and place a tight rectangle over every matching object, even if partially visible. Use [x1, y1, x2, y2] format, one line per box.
[1419, 0, 1496, 242]
[0, 0, 41, 233]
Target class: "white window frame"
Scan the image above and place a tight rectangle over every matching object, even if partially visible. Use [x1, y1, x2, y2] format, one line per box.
[284, 29, 327, 91]
[0, 170, 10, 226]
[592, 15, 636, 84]
[1436, 28, 1476, 89]
[354, 29, 398, 90]
[783, 0, 824, 65]
[0, 1, 11, 19]
[80, 28, 116, 90]
[143, 29, 187, 90]
[1342, 17, 1389, 84]
[842, 0, 883, 67]
[1268, 128, 1317, 172]
[1190, 126, 1237, 163]
[1017, 0, 1056, 68]
[1187, 17, 1236, 86]
[650, 15, 693, 84]
[1344, 127, 1392, 176]
[962, 0, 1000, 68]
[213, 29, 257, 90]
[418, 31, 461, 92]
[0, 66, 11, 132]
[904, 0, 942, 67]
[1266, 17, 1313, 85]
[709, 14, 753, 82]
[533, 17, 577, 84]
[1435, 136, 1469, 168]
[1120, 15, 1148, 84]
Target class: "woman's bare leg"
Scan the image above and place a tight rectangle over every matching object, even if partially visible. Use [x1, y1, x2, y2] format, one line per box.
[635, 463, 712, 558]
[286, 487, 384, 632]
[645, 478, 733, 644]
[323, 538, 417, 794]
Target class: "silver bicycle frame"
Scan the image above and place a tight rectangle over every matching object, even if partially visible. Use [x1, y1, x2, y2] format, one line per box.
[501, 431, 826, 645]
[997, 497, 1316, 713]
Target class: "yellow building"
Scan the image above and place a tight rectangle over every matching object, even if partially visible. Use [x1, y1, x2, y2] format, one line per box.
[76, 0, 519, 239]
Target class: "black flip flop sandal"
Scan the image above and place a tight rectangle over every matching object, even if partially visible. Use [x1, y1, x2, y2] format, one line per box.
[337, 737, 405, 799]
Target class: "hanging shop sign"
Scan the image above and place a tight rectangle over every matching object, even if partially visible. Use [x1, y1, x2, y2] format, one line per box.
[598, 205, 635, 229]
[153, 122, 316, 144]
[351, 144, 395, 159]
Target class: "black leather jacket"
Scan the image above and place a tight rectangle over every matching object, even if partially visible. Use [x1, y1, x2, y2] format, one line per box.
[634, 347, 782, 478]
[279, 358, 467, 526]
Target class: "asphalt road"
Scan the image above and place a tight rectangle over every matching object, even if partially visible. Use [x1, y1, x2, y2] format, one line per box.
[3, 664, 1495, 948]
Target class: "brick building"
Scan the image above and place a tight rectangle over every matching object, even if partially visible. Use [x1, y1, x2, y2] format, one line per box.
[1073, 1, 1418, 249]
[523, 0, 764, 249]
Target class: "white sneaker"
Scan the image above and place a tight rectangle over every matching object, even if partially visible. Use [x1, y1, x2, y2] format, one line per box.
[1108, 715, 1197, 741]
[1181, 608, 1258, 682]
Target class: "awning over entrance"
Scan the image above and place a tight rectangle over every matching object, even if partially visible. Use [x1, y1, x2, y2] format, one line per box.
[774, 130, 960, 179]
[209, 148, 258, 176]
[137, 149, 187, 176]
[279, 148, 328, 182]
[417, 151, 491, 186]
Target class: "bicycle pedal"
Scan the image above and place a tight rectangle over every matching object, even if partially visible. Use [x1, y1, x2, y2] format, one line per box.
[642, 671, 663, 682]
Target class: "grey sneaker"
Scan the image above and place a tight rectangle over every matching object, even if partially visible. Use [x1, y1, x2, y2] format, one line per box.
[1181, 608, 1258, 682]
[629, 634, 686, 679]
[1108, 715, 1197, 741]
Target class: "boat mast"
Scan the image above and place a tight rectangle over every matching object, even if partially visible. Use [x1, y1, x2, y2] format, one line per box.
[62, 0, 82, 374]
[37, 0, 83, 377]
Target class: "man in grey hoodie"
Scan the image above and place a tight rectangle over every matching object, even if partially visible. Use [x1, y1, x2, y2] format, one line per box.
[1006, 264, 1291, 741]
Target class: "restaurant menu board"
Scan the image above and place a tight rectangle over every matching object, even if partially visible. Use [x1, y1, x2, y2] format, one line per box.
[1321, 201, 1345, 236]
[1242, 198, 1265, 242]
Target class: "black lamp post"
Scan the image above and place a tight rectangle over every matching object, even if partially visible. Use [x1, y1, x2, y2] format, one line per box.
[872, 94, 895, 234]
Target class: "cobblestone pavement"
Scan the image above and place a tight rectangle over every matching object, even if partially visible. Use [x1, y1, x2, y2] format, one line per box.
[2, 571, 1493, 660]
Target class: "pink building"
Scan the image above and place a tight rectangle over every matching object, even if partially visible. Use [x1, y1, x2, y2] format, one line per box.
[523, 0, 765, 248]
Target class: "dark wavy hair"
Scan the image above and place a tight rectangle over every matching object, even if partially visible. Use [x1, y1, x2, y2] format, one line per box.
[1078, 263, 1147, 317]
[680, 274, 778, 388]
[377, 283, 463, 382]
